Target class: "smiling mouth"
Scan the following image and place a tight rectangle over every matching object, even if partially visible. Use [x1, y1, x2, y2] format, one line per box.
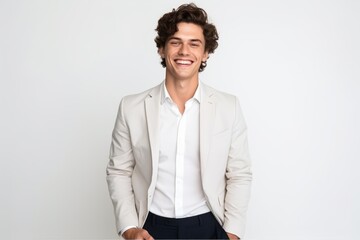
[175, 59, 193, 65]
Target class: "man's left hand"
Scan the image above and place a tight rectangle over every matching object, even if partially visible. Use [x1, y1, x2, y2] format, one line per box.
[227, 232, 240, 240]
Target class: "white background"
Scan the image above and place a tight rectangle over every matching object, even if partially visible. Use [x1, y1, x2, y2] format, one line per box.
[1, 0, 359, 239]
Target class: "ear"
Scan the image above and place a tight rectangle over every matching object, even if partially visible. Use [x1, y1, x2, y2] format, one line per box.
[158, 48, 165, 58]
[202, 51, 209, 62]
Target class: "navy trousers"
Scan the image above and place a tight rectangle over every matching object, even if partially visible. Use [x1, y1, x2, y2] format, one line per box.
[143, 212, 229, 239]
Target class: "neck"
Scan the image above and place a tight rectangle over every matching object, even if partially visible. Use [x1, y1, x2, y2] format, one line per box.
[165, 77, 199, 114]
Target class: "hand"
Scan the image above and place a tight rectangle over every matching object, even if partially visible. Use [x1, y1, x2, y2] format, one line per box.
[227, 232, 240, 240]
[123, 228, 154, 240]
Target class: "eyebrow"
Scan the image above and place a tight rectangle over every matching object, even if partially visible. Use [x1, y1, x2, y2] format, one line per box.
[168, 37, 203, 44]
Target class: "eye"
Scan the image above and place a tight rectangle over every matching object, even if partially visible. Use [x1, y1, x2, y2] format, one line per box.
[170, 41, 180, 46]
[190, 42, 201, 47]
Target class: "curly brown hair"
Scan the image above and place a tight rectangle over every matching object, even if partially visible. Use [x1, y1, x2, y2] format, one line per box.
[155, 3, 219, 72]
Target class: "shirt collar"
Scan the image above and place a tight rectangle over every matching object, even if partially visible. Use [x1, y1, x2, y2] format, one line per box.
[161, 81, 202, 104]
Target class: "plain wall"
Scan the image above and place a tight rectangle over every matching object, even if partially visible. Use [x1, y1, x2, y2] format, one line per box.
[1, 0, 360, 239]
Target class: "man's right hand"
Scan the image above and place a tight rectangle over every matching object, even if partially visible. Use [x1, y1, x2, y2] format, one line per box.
[122, 228, 154, 240]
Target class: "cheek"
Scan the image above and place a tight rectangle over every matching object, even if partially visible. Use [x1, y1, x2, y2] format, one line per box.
[165, 50, 175, 59]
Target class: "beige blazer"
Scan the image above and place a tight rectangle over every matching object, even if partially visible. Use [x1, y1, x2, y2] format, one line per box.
[106, 82, 252, 239]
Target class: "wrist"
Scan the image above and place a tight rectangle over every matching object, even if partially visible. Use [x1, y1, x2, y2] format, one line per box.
[120, 226, 138, 237]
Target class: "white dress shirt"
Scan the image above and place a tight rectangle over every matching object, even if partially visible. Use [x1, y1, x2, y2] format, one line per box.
[149, 81, 210, 218]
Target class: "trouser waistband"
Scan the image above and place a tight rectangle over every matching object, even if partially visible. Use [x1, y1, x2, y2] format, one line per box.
[147, 211, 212, 227]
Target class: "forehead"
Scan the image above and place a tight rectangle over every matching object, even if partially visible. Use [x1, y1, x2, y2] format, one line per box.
[171, 22, 205, 40]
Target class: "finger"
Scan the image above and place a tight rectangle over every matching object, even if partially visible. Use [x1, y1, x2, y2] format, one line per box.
[141, 230, 154, 240]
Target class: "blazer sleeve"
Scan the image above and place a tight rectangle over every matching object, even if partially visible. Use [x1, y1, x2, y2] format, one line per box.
[106, 98, 139, 234]
[223, 96, 252, 239]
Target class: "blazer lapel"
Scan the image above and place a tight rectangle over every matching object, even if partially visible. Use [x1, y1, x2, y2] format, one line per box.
[144, 84, 162, 192]
[200, 84, 216, 175]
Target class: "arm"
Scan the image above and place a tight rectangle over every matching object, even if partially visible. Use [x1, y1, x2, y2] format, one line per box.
[106, 98, 139, 235]
[223, 97, 252, 240]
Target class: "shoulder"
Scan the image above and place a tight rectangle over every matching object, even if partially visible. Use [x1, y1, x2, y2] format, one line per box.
[202, 82, 239, 105]
[202, 83, 247, 128]
[121, 83, 162, 107]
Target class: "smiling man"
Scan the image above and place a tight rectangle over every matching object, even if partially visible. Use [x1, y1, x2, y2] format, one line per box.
[107, 4, 252, 240]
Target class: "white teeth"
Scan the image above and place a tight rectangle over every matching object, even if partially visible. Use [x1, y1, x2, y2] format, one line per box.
[176, 60, 192, 65]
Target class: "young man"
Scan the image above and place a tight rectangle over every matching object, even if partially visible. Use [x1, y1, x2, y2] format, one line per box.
[107, 4, 252, 239]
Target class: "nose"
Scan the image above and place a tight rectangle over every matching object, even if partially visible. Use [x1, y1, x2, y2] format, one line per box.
[178, 43, 189, 55]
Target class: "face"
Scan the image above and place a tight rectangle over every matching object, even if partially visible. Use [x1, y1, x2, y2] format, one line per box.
[159, 22, 209, 82]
